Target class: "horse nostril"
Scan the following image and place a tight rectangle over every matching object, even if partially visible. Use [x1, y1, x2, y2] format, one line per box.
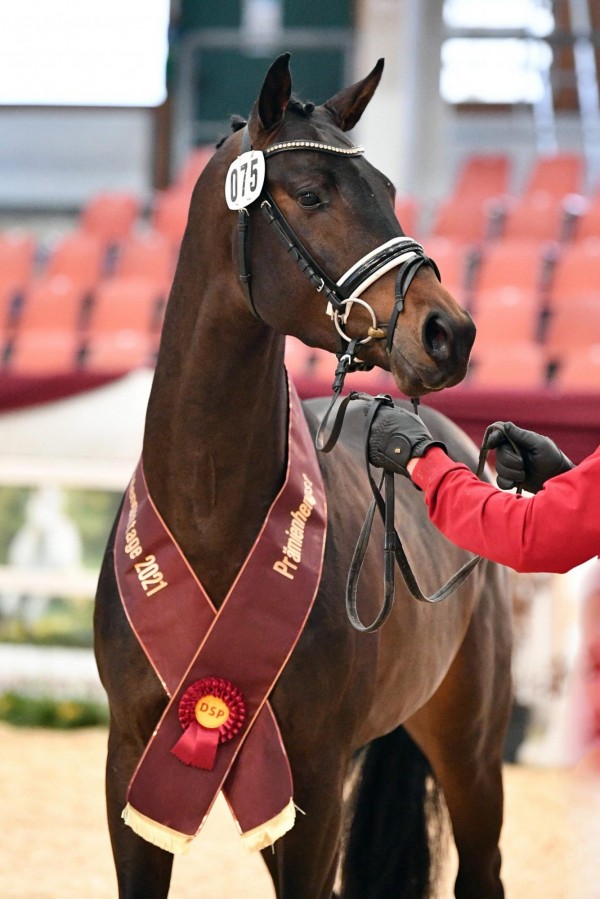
[423, 312, 453, 362]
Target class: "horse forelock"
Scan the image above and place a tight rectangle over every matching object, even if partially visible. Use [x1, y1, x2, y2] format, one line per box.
[215, 96, 329, 150]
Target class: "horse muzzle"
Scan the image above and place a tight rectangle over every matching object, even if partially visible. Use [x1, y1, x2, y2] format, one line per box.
[422, 308, 476, 367]
[385, 306, 476, 396]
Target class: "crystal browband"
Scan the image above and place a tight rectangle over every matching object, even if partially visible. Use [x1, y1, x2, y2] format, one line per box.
[264, 140, 365, 158]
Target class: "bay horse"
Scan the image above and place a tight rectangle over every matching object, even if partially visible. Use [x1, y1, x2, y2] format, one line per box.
[94, 54, 512, 898]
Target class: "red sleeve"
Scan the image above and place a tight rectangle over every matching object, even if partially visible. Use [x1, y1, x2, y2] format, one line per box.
[411, 446, 600, 574]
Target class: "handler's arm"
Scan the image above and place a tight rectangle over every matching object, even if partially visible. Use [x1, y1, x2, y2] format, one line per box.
[410, 447, 600, 574]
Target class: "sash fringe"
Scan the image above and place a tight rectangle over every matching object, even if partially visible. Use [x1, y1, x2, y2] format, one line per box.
[123, 798, 296, 856]
[121, 803, 193, 856]
[240, 798, 296, 852]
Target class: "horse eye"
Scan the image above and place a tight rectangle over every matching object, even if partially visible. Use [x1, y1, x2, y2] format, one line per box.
[297, 191, 321, 209]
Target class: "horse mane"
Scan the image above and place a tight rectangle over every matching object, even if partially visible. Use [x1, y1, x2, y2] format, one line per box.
[215, 97, 316, 148]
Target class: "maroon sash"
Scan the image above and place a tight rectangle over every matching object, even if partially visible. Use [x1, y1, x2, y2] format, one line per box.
[115, 376, 327, 854]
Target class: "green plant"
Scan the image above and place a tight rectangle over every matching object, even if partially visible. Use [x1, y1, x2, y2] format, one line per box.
[0, 596, 94, 647]
[0, 691, 108, 728]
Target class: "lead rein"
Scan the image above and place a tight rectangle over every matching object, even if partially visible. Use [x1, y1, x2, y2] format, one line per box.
[316, 388, 521, 632]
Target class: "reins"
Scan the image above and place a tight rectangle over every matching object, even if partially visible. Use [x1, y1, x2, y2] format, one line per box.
[318, 391, 522, 632]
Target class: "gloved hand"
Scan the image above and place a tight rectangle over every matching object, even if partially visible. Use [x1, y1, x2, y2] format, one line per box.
[487, 421, 574, 494]
[367, 403, 447, 477]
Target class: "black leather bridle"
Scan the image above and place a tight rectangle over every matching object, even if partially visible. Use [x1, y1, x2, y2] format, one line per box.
[235, 126, 440, 359]
[230, 126, 488, 632]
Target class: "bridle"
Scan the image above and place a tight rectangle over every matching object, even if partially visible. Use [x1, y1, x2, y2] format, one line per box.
[229, 125, 500, 632]
[235, 126, 440, 360]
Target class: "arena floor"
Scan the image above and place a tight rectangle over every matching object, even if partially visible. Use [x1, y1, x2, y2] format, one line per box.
[1, 724, 598, 898]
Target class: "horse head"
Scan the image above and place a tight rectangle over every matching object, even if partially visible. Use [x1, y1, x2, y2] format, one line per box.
[210, 53, 476, 397]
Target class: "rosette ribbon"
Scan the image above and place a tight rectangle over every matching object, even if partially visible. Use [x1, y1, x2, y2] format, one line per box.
[171, 677, 246, 771]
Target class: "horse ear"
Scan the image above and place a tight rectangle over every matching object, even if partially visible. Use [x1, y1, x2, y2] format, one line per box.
[249, 53, 292, 141]
[324, 59, 384, 132]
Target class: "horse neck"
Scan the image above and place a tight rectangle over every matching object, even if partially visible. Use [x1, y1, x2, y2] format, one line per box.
[141, 199, 289, 603]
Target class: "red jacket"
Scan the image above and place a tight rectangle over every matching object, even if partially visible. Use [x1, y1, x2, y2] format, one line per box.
[411, 445, 600, 574]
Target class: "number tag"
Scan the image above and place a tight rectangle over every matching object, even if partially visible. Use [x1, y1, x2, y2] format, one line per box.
[225, 150, 265, 210]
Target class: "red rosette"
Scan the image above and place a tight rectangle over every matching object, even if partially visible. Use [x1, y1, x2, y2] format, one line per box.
[171, 677, 246, 770]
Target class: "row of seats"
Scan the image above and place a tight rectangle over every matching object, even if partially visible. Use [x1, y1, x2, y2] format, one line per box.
[1, 275, 164, 374]
[0, 229, 176, 297]
[0, 147, 209, 375]
[423, 235, 600, 308]
[0, 226, 174, 374]
[284, 338, 600, 394]
[404, 153, 600, 393]
[1, 148, 599, 386]
[398, 151, 600, 246]
[3, 329, 159, 375]
[3, 150, 592, 295]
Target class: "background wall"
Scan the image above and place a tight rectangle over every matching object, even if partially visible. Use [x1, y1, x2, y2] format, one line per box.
[1, 0, 592, 212]
[0, 109, 155, 210]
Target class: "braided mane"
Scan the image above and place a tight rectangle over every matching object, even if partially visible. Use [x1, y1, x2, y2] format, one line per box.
[215, 97, 316, 148]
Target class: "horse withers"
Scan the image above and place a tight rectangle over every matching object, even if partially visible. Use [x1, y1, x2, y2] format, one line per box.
[94, 54, 512, 899]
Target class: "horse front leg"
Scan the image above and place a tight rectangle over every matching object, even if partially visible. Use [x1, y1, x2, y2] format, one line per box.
[95, 554, 174, 899]
[105, 722, 175, 899]
[261, 746, 348, 899]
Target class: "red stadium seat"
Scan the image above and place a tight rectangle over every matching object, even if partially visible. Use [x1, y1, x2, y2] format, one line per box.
[571, 196, 600, 243]
[394, 193, 419, 237]
[16, 275, 86, 332]
[545, 301, 600, 357]
[429, 196, 497, 244]
[547, 239, 600, 309]
[427, 155, 510, 247]
[420, 236, 478, 301]
[4, 275, 86, 373]
[80, 192, 141, 244]
[44, 231, 106, 292]
[151, 188, 190, 245]
[112, 230, 176, 288]
[86, 276, 166, 336]
[472, 287, 541, 346]
[452, 154, 511, 203]
[0, 231, 36, 292]
[468, 343, 548, 388]
[82, 331, 156, 373]
[522, 153, 584, 199]
[472, 239, 552, 307]
[554, 347, 600, 391]
[6, 330, 82, 374]
[500, 194, 569, 243]
[0, 282, 19, 330]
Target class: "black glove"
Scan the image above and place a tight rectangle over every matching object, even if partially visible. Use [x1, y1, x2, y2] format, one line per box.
[367, 404, 447, 477]
[487, 422, 574, 494]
